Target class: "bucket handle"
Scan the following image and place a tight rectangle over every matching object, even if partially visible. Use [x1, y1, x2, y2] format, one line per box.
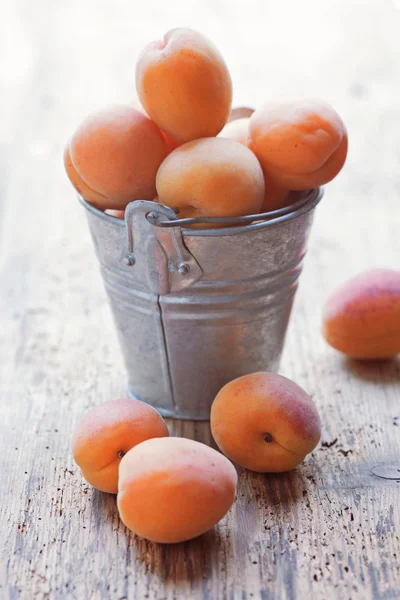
[124, 200, 203, 294]
[145, 190, 317, 229]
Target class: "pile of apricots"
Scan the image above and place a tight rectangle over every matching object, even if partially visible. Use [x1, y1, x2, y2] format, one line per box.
[64, 27, 348, 222]
[68, 28, 400, 544]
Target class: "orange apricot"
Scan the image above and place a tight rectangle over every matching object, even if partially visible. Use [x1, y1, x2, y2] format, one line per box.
[68, 105, 168, 209]
[136, 28, 232, 143]
[72, 399, 169, 494]
[156, 138, 264, 225]
[117, 437, 237, 543]
[210, 372, 321, 473]
[249, 99, 348, 190]
[322, 269, 400, 359]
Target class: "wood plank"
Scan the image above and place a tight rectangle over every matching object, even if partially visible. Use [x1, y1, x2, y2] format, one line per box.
[0, 1, 399, 598]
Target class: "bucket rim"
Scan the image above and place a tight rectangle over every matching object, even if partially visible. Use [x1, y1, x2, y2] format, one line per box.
[78, 187, 323, 237]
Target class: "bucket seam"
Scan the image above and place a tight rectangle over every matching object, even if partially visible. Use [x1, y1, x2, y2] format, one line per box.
[157, 294, 177, 416]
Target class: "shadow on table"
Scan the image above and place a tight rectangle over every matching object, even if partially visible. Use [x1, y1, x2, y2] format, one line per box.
[130, 527, 228, 585]
[343, 356, 400, 384]
[247, 467, 308, 507]
[166, 419, 219, 450]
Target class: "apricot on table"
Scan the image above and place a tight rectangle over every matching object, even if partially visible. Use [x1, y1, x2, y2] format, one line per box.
[67, 105, 168, 210]
[249, 99, 348, 190]
[156, 137, 265, 225]
[72, 399, 169, 494]
[117, 437, 237, 543]
[136, 28, 232, 143]
[323, 269, 400, 359]
[210, 372, 321, 472]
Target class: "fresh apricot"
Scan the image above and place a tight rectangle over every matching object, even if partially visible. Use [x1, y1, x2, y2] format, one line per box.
[249, 99, 348, 190]
[72, 399, 169, 494]
[136, 28, 232, 143]
[210, 372, 321, 473]
[323, 269, 400, 359]
[67, 105, 168, 209]
[117, 437, 237, 543]
[156, 137, 264, 225]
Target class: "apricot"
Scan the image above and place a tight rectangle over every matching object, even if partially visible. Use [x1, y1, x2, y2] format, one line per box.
[210, 372, 321, 473]
[249, 99, 348, 190]
[72, 399, 169, 494]
[117, 437, 237, 543]
[218, 117, 250, 146]
[322, 269, 400, 359]
[136, 28, 232, 143]
[67, 105, 168, 209]
[156, 138, 265, 224]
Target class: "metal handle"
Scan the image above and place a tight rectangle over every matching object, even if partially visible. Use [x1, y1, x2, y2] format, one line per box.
[123, 200, 202, 294]
[145, 191, 313, 229]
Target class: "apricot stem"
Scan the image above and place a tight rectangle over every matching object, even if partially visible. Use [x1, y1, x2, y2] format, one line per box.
[264, 433, 273, 443]
[117, 450, 126, 459]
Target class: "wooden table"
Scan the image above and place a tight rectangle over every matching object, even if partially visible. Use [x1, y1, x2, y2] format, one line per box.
[1, 1, 399, 598]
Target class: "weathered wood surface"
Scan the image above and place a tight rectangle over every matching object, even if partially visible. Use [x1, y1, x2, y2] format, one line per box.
[1, 1, 400, 598]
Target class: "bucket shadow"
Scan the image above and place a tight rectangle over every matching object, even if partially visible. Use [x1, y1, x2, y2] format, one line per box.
[166, 419, 219, 450]
[344, 356, 400, 384]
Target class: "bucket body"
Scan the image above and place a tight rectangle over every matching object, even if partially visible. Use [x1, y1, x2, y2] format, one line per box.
[81, 189, 322, 419]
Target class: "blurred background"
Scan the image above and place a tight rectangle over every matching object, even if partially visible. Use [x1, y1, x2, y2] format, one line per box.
[1, 0, 400, 359]
[1, 0, 400, 276]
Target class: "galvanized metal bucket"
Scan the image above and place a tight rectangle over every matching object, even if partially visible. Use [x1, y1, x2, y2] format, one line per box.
[79, 187, 322, 419]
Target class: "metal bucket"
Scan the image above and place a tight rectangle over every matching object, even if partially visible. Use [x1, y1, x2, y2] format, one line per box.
[79, 187, 322, 420]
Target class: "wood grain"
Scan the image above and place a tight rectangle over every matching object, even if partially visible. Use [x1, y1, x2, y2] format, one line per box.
[1, 0, 400, 598]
